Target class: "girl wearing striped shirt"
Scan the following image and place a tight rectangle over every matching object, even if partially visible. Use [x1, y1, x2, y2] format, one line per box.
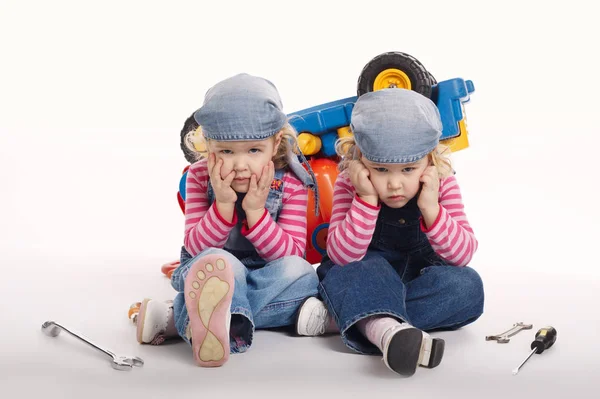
[135, 74, 319, 367]
[295, 88, 484, 377]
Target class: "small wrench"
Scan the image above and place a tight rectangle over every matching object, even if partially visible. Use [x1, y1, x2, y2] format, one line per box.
[486, 322, 533, 343]
[42, 321, 144, 370]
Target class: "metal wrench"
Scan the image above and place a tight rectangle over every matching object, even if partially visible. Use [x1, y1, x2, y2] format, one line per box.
[486, 322, 533, 343]
[42, 321, 144, 371]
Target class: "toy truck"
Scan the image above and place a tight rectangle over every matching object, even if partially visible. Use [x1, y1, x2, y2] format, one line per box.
[174, 51, 475, 268]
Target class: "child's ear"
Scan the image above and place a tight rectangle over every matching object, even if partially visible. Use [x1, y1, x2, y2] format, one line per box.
[273, 131, 283, 156]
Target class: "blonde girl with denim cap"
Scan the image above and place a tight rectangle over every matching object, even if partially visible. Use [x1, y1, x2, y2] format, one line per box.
[135, 73, 320, 367]
[295, 88, 484, 376]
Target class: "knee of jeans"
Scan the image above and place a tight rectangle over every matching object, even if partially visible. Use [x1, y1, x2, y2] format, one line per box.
[443, 266, 484, 308]
[232, 260, 247, 283]
[280, 256, 318, 282]
[349, 252, 389, 267]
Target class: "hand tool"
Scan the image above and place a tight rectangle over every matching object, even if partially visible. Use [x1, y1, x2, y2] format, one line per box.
[486, 322, 533, 343]
[512, 326, 557, 375]
[42, 320, 144, 371]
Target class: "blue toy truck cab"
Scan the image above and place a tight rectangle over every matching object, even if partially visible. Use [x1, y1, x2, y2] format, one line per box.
[289, 78, 474, 158]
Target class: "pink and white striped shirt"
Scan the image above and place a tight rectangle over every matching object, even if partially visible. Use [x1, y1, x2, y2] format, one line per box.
[183, 158, 309, 262]
[326, 171, 478, 267]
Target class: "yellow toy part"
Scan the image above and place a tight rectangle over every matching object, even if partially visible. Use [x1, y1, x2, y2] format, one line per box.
[442, 117, 470, 152]
[373, 68, 412, 91]
[192, 126, 207, 153]
[336, 126, 353, 154]
[297, 132, 322, 156]
[337, 126, 353, 138]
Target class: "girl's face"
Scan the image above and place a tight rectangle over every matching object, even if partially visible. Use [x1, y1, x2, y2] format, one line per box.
[209, 133, 281, 193]
[361, 155, 430, 208]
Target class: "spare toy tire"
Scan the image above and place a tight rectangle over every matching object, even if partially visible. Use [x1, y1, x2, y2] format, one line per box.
[357, 51, 432, 98]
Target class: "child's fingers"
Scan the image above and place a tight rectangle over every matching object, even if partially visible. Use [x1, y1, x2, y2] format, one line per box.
[420, 166, 435, 180]
[350, 160, 362, 182]
[208, 153, 214, 170]
[211, 158, 223, 181]
[425, 165, 438, 178]
[249, 174, 258, 192]
[259, 163, 274, 190]
[258, 164, 268, 189]
[359, 168, 370, 182]
[266, 162, 275, 187]
[358, 169, 374, 193]
[208, 154, 217, 178]
[420, 174, 431, 186]
[223, 170, 236, 186]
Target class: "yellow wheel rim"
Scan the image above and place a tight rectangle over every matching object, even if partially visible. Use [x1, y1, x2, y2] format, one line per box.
[192, 126, 207, 153]
[373, 68, 411, 91]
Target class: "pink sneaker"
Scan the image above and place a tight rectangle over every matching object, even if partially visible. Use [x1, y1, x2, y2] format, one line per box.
[184, 254, 234, 367]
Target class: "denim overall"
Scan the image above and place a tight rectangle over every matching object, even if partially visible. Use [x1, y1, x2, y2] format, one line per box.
[317, 196, 485, 355]
[172, 168, 319, 353]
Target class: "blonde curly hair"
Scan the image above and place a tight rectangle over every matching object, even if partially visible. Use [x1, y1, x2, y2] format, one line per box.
[183, 123, 300, 169]
[335, 134, 453, 178]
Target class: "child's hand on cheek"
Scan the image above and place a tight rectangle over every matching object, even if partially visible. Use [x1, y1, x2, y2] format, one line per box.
[242, 160, 274, 216]
[349, 160, 379, 206]
[418, 165, 440, 228]
[208, 153, 237, 205]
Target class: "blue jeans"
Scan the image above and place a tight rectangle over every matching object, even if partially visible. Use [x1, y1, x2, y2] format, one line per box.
[172, 247, 319, 353]
[318, 249, 484, 355]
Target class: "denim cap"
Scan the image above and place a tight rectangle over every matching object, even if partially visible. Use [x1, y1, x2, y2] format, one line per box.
[194, 73, 320, 214]
[350, 88, 442, 164]
[193, 73, 287, 141]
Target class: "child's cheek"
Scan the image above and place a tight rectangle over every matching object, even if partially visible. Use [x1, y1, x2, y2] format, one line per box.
[371, 177, 385, 197]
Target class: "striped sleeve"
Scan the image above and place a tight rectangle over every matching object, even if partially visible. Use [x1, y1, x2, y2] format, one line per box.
[326, 171, 380, 266]
[242, 171, 308, 261]
[183, 159, 237, 256]
[421, 175, 478, 267]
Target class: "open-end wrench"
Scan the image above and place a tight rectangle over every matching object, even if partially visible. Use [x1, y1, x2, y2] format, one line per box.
[486, 322, 533, 343]
[42, 321, 144, 370]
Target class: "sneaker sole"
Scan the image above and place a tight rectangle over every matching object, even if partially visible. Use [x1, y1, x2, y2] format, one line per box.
[185, 254, 234, 367]
[135, 298, 151, 344]
[424, 337, 445, 368]
[385, 327, 423, 376]
[418, 334, 446, 368]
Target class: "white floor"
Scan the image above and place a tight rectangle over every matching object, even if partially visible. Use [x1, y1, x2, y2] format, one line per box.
[2, 257, 598, 399]
[2, 2, 600, 397]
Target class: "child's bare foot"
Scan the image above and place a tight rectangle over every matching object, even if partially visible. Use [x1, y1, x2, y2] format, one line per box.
[185, 254, 234, 367]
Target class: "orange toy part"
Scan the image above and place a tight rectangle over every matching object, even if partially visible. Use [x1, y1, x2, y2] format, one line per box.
[305, 158, 339, 264]
[161, 260, 179, 279]
[128, 302, 141, 323]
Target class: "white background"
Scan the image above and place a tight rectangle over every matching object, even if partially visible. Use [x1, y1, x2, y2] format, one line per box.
[1, 0, 599, 398]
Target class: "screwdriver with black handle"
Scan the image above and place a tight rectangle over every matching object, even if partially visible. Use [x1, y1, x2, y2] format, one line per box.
[512, 326, 557, 375]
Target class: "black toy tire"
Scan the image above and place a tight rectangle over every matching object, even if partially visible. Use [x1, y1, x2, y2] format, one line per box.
[180, 112, 199, 163]
[357, 51, 432, 98]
